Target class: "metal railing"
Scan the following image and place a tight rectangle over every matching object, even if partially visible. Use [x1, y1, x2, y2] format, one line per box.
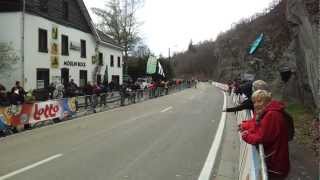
[212, 81, 268, 180]
[232, 94, 268, 180]
[0, 82, 194, 135]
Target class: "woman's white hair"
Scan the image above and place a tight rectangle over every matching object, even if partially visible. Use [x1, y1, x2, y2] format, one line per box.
[252, 89, 272, 102]
[252, 80, 269, 92]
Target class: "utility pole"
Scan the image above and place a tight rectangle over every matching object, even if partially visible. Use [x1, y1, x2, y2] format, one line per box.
[168, 48, 171, 60]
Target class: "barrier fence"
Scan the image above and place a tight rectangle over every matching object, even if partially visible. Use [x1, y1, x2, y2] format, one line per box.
[0, 82, 195, 134]
[212, 81, 268, 180]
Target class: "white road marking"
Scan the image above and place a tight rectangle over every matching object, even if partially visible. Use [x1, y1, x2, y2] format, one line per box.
[198, 92, 227, 180]
[160, 106, 173, 113]
[0, 154, 63, 180]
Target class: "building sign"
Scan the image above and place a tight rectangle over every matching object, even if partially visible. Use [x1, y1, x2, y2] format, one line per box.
[51, 56, 59, 69]
[64, 60, 86, 67]
[52, 26, 58, 39]
[70, 41, 80, 51]
[51, 43, 59, 55]
[51, 25, 59, 68]
[92, 55, 97, 64]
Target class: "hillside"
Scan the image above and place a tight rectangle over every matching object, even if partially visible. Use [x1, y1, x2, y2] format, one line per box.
[173, 0, 319, 110]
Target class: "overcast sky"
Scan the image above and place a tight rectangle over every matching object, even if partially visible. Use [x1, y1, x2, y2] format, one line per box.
[84, 0, 275, 56]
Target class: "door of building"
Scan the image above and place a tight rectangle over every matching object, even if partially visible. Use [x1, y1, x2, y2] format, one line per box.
[79, 70, 87, 87]
[96, 74, 102, 84]
[61, 68, 69, 85]
[112, 75, 119, 84]
[36, 68, 49, 89]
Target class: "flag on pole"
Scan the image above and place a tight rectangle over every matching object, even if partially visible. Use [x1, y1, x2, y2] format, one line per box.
[249, 33, 264, 55]
[158, 62, 165, 77]
[146, 56, 157, 74]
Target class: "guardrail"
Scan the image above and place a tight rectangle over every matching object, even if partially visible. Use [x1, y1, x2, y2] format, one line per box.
[211, 81, 268, 180]
[231, 93, 268, 180]
[0, 82, 195, 135]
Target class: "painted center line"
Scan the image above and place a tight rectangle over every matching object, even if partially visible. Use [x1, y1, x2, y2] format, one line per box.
[161, 106, 173, 113]
[0, 154, 63, 180]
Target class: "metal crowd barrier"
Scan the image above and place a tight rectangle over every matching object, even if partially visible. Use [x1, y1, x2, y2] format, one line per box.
[211, 81, 268, 180]
[0, 83, 192, 135]
[232, 94, 268, 180]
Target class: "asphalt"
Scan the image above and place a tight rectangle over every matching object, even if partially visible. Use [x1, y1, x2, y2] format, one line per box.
[0, 83, 226, 180]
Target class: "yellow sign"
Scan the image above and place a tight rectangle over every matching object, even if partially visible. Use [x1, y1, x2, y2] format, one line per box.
[52, 26, 58, 39]
[51, 56, 59, 68]
[51, 42, 59, 55]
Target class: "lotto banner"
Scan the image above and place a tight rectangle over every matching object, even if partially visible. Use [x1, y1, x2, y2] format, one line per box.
[29, 100, 62, 124]
[0, 98, 77, 127]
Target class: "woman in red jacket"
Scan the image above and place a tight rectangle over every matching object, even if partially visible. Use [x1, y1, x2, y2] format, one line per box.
[240, 90, 290, 179]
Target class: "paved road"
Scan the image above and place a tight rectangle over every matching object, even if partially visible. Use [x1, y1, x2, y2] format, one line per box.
[0, 83, 224, 180]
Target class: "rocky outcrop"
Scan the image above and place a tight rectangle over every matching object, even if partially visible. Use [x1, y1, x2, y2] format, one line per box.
[285, 0, 319, 109]
[173, 0, 319, 109]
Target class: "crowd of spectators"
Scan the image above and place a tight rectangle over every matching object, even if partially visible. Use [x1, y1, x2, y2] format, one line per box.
[0, 79, 121, 107]
[0, 79, 197, 107]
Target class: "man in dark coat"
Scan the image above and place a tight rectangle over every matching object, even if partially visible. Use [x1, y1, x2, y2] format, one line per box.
[11, 81, 26, 103]
[224, 80, 268, 112]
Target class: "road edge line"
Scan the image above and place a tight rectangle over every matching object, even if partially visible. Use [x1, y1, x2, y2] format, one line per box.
[198, 91, 227, 180]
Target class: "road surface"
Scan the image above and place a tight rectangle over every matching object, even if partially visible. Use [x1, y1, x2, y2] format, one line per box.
[0, 83, 225, 180]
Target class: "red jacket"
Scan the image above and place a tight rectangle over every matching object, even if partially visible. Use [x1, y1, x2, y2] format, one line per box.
[241, 100, 290, 178]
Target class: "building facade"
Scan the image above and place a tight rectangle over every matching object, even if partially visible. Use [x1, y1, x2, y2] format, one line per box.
[0, 0, 123, 90]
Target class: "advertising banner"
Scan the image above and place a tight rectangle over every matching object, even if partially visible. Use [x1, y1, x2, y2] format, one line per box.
[29, 100, 62, 124]
[0, 98, 77, 127]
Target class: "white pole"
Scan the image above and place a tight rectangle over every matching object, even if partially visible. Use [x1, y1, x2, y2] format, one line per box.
[21, 0, 25, 88]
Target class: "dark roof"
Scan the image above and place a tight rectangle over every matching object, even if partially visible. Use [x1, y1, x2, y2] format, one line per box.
[0, 0, 122, 51]
[0, 0, 96, 34]
[97, 30, 123, 49]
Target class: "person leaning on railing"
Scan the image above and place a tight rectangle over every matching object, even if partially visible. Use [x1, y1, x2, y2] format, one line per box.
[223, 80, 269, 112]
[239, 90, 290, 179]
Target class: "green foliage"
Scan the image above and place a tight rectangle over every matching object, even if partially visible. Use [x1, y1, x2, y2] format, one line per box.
[127, 56, 148, 80]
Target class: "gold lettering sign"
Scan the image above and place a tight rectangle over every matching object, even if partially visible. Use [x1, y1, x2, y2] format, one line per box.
[51, 56, 59, 68]
[52, 26, 58, 39]
[51, 42, 59, 55]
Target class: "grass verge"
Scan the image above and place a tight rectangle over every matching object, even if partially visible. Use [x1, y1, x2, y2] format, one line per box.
[286, 102, 319, 157]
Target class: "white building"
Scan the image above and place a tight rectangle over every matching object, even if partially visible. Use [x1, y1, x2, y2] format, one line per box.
[0, 0, 123, 90]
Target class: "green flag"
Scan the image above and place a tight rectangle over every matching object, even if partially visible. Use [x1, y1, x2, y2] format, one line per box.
[249, 33, 264, 55]
[146, 56, 157, 74]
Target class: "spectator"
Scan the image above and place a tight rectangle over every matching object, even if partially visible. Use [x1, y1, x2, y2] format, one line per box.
[10, 88, 23, 105]
[53, 82, 64, 99]
[224, 80, 268, 112]
[109, 81, 115, 92]
[84, 82, 94, 108]
[227, 80, 232, 95]
[68, 79, 79, 97]
[0, 83, 9, 106]
[164, 81, 169, 95]
[120, 83, 128, 106]
[11, 81, 26, 103]
[240, 90, 290, 179]
[93, 82, 102, 95]
[48, 83, 56, 99]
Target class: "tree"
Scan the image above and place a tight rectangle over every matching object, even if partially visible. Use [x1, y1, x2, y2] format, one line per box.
[92, 0, 143, 62]
[188, 39, 196, 52]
